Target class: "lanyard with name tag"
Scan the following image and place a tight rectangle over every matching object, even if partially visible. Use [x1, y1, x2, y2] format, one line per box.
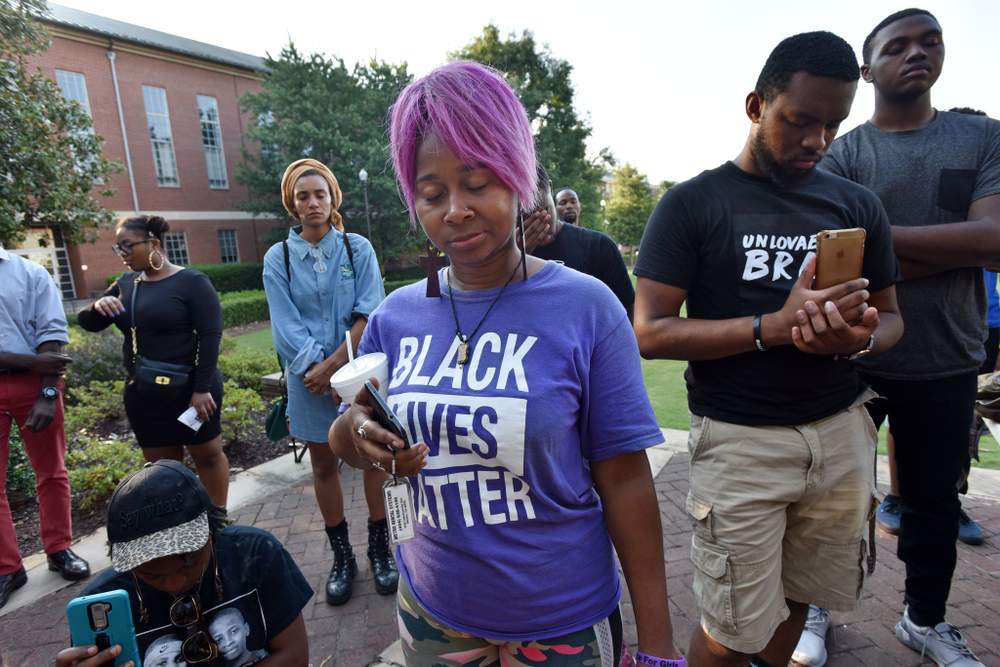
[382, 458, 415, 544]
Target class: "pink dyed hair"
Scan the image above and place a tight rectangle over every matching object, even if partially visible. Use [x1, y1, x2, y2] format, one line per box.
[389, 61, 537, 225]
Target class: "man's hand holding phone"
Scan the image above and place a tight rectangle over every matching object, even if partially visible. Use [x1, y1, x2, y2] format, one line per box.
[345, 378, 427, 476]
[782, 256, 878, 355]
[764, 256, 874, 354]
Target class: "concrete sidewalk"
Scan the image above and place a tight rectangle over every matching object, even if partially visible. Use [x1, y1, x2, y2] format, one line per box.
[2, 430, 999, 666]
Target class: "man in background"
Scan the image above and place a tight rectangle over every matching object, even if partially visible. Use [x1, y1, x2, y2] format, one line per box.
[555, 188, 582, 226]
[525, 169, 635, 318]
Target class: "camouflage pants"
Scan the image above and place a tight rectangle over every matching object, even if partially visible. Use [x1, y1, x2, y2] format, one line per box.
[396, 575, 623, 666]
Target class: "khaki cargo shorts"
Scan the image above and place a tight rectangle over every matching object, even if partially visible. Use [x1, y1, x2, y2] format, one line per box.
[686, 391, 879, 655]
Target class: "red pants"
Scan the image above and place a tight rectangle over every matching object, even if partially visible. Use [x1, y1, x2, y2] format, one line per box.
[0, 372, 72, 574]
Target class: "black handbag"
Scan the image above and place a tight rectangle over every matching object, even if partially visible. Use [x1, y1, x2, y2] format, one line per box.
[129, 275, 195, 396]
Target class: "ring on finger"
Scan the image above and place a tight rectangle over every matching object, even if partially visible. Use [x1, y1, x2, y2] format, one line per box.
[356, 418, 372, 440]
[371, 460, 386, 472]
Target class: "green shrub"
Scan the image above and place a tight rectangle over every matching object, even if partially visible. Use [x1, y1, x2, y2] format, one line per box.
[107, 263, 264, 293]
[65, 328, 122, 399]
[64, 380, 126, 436]
[218, 348, 279, 394]
[220, 290, 266, 303]
[220, 291, 270, 328]
[5, 430, 35, 500]
[220, 335, 237, 356]
[385, 278, 419, 295]
[198, 263, 264, 292]
[66, 435, 144, 509]
[220, 380, 265, 444]
[384, 265, 425, 281]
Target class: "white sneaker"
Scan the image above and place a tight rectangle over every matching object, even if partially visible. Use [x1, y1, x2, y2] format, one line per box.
[894, 607, 985, 666]
[791, 605, 831, 666]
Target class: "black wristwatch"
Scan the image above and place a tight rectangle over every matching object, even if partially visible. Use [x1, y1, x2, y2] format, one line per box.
[40, 386, 59, 400]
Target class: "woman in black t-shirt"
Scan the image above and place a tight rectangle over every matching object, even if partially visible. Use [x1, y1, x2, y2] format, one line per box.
[77, 216, 228, 507]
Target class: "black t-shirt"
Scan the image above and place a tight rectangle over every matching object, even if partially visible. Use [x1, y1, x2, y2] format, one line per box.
[83, 526, 313, 667]
[533, 223, 635, 319]
[77, 269, 223, 392]
[635, 162, 900, 425]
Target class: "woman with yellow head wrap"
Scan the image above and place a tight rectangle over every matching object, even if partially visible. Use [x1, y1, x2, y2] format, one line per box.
[280, 158, 345, 231]
[263, 158, 396, 606]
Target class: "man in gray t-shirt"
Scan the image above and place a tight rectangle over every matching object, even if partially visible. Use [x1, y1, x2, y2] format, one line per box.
[816, 9, 1000, 667]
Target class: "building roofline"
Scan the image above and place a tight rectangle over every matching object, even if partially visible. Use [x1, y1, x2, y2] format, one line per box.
[41, 3, 269, 74]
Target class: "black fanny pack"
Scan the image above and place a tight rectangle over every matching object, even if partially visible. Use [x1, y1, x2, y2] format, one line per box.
[130, 276, 194, 395]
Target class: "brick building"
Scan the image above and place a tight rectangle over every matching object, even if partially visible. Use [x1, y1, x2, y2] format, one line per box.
[19, 3, 283, 298]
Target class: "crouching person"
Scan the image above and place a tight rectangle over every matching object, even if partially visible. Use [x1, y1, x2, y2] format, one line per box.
[54, 460, 312, 667]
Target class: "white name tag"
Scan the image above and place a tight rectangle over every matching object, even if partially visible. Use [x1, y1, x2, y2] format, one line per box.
[177, 407, 204, 431]
[382, 479, 416, 544]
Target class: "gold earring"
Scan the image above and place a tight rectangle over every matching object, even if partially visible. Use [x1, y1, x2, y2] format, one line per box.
[149, 250, 164, 271]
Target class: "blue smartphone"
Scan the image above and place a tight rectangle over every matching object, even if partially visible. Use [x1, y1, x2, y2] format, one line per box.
[66, 589, 142, 666]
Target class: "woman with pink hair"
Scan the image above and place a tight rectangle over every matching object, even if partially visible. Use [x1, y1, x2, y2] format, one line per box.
[330, 61, 684, 666]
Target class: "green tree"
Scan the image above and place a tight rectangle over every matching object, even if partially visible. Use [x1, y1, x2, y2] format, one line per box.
[0, 0, 117, 247]
[452, 25, 607, 229]
[654, 179, 677, 200]
[606, 164, 656, 247]
[238, 44, 421, 264]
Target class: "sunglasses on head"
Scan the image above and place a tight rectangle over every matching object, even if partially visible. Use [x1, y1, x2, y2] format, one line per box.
[168, 594, 219, 664]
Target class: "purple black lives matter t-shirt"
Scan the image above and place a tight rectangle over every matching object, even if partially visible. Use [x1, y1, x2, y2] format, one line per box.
[356, 261, 663, 639]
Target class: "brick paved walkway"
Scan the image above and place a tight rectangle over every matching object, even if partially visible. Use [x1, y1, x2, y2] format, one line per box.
[2, 454, 998, 666]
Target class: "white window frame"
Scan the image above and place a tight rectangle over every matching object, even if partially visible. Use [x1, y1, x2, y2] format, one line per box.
[197, 95, 229, 189]
[55, 70, 98, 176]
[142, 85, 180, 187]
[217, 229, 239, 264]
[55, 70, 92, 114]
[163, 231, 190, 265]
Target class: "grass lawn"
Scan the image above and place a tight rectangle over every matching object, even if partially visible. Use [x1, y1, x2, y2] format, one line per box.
[231, 327, 275, 355]
[231, 327, 1000, 470]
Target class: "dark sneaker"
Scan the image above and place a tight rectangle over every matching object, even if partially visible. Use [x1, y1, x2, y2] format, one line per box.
[958, 508, 984, 546]
[876, 494, 901, 535]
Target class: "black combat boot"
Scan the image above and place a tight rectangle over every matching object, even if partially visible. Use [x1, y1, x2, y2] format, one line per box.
[325, 521, 356, 606]
[368, 518, 399, 595]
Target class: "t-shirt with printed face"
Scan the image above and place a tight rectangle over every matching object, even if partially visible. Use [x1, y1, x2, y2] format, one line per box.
[635, 162, 900, 426]
[357, 262, 663, 639]
[822, 111, 1000, 380]
[83, 526, 313, 667]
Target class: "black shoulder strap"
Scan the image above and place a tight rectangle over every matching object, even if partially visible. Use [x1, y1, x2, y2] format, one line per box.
[282, 240, 291, 281]
[342, 230, 356, 279]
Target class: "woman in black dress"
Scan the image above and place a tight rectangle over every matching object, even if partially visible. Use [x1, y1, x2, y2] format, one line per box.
[77, 216, 228, 506]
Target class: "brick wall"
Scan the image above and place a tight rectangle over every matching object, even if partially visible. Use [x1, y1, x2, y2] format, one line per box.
[26, 28, 281, 297]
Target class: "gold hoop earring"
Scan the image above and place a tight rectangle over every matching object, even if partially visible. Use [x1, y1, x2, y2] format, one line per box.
[149, 250, 164, 271]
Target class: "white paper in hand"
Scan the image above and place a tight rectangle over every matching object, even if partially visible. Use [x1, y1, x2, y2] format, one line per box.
[177, 406, 204, 432]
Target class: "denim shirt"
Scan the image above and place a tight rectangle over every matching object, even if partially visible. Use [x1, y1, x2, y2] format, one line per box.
[263, 227, 384, 376]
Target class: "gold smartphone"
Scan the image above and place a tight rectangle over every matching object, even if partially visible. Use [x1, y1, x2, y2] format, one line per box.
[815, 228, 866, 289]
